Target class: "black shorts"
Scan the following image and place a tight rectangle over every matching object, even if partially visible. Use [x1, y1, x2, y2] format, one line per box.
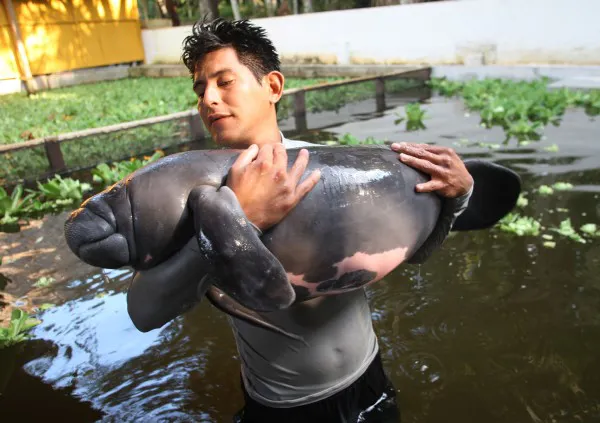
[234, 351, 400, 423]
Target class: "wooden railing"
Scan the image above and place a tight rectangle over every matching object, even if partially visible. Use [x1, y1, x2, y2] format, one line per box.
[0, 67, 431, 174]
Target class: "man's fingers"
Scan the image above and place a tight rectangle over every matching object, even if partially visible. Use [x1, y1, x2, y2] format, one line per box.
[233, 144, 259, 169]
[391, 142, 431, 150]
[398, 154, 441, 175]
[392, 142, 451, 154]
[392, 143, 447, 165]
[415, 179, 445, 193]
[420, 144, 456, 156]
[295, 169, 322, 198]
[289, 149, 310, 183]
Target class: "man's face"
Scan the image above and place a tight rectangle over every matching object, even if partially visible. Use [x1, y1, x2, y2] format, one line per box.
[193, 47, 275, 148]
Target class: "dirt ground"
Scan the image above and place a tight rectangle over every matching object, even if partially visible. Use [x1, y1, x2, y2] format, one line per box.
[0, 211, 101, 327]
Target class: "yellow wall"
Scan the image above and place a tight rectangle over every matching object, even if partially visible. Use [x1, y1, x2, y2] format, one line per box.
[0, 2, 19, 79]
[0, 0, 144, 80]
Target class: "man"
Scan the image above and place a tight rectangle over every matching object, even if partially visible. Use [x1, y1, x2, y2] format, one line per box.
[126, 18, 474, 423]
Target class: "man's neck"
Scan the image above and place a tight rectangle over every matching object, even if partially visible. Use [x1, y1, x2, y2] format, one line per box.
[248, 125, 283, 147]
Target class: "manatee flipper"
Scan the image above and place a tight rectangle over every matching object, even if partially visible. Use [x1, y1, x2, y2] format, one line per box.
[203, 284, 306, 344]
[451, 160, 521, 231]
[188, 185, 296, 312]
[408, 159, 521, 264]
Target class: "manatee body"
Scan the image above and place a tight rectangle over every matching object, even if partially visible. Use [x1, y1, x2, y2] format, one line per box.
[64, 145, 520, 335]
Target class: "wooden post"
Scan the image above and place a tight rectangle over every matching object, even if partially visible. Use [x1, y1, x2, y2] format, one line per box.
[375, 78, 386, 112]
[294, 91, 307, 132]
[2, 0, 37, 94]
[43, 138, 66, 172]
[188, 112, 205, 141]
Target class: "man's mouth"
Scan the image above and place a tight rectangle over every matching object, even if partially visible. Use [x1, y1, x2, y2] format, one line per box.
[208, 114, 232, 125]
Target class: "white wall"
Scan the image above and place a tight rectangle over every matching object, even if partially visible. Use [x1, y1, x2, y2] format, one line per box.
[141, 0, 600, 66]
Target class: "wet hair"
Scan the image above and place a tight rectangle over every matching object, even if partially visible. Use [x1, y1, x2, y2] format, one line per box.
[181, 18, 281, 83]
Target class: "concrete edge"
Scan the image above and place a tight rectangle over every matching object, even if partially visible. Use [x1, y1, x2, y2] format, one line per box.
[0, 63, 138, 96]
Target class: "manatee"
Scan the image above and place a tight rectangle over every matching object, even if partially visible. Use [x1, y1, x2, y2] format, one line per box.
[64, 145, 521, 339]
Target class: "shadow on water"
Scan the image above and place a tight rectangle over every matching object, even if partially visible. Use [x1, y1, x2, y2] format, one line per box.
[2, 95, 600, 422]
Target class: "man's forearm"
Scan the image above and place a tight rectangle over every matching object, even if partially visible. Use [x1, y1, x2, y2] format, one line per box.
[127, 237, 211, 332]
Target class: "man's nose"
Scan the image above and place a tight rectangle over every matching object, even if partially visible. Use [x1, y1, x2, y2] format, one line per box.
[202, 84, 220, 106]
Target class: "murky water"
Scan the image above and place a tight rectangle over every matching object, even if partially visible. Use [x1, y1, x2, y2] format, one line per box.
[2, 95, 600, 422]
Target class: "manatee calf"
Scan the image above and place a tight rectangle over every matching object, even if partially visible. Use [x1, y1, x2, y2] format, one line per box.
[64, 145, 520, 337]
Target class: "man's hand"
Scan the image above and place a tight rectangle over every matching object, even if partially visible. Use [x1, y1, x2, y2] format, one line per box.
[226, 143, 321, 232]
[391, 142, 473, 198]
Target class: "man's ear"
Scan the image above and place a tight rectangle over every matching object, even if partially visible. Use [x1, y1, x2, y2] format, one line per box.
[265, 71, 285, 104]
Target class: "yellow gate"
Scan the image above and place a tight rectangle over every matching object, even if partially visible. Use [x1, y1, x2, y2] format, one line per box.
[1, 0, 144, 80]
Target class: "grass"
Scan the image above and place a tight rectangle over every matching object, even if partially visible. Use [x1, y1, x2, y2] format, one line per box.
[0, 75, 421, 183]
[0, 76, 349, 144]
[1, 78, 195, 144]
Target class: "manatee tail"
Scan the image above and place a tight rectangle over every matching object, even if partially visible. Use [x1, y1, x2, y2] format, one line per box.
[408, 159, 521, 264]
[451, 160, 522, 231]
[64, 183, 136, 269]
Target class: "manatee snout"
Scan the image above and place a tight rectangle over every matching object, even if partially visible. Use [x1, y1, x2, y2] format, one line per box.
[64, 191, 134, 269]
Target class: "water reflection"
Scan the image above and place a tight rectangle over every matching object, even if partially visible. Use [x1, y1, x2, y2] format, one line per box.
[6, 268, 245, 422]
[371, 225, 600, 422]
[3, 97, 600, 422]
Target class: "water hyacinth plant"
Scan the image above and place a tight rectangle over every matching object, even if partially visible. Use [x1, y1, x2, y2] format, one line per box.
[394, 103, 427, 131]
[429, 77, 600, 144]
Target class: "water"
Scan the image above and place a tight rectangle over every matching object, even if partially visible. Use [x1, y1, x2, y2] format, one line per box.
[2, 95, 600, 422]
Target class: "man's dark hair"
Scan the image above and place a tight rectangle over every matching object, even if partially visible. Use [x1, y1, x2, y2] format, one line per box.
[181, 18, 281, 83]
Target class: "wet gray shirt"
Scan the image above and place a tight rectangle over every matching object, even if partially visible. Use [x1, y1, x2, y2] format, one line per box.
[225, 136, 472, 408]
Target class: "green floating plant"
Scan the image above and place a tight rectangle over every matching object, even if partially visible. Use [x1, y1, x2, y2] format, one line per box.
[544, 144, 559, 152]
[394, 103, 427, 131]
[335, 133, 385, 146]
[537, 182, 574, 196]
[497, 213, 541, 236]
[429, 77, 600, 145]
[549, 218, 586, 244]
[517, 194, 529, 208]
[552, 182, 574, 191]
[580, 223, 600, 238]
[538, 185, 554, 196]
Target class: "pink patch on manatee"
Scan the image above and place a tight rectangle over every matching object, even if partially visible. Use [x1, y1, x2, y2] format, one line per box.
[287, 247, 409, 296]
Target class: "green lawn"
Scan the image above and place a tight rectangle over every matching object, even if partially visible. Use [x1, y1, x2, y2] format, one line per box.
[0, 76, 349, 145]
[0, 75, 420, 182]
